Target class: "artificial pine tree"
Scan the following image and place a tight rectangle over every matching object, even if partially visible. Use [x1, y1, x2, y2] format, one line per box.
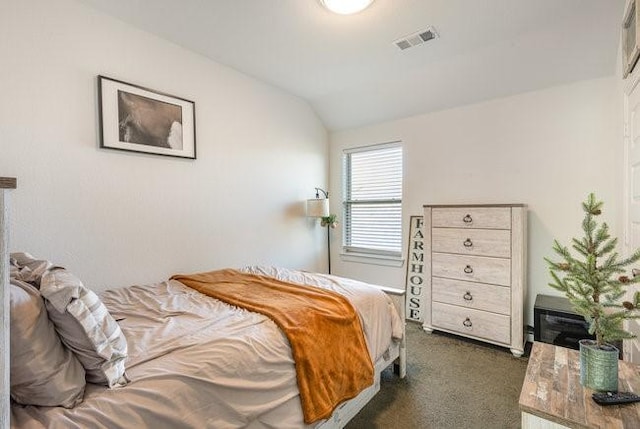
[545, 193, 640, 348]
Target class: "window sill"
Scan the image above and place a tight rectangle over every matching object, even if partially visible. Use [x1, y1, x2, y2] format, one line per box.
[339, 252, 405, 268]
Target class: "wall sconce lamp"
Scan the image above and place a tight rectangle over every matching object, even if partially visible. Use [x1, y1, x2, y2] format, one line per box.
[306, 187, 334, 274]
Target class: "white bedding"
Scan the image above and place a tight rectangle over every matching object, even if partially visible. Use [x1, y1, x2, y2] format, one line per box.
[11, 267, 403, 429]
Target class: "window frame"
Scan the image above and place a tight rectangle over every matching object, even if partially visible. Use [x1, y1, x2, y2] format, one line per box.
[342, 141, 403, 259]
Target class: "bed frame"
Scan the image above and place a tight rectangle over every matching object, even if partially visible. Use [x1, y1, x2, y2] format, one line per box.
[0, 176, 406, 428]
[318, 284, 406, 428]
[1, 177, 17, 429]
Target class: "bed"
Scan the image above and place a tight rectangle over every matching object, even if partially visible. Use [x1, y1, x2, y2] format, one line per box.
[7, 255, 406, 429]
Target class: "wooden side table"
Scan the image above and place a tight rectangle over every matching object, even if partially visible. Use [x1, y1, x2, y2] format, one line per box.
[519, 342, 640, 428]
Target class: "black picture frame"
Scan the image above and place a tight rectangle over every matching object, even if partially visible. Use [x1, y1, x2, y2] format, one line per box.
[98, 75, 196, 159]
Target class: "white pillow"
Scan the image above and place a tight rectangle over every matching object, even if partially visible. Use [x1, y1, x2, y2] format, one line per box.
[40, 269, 129, 388]
[10, 279, 86, 407]
[10, 251, 60, 286]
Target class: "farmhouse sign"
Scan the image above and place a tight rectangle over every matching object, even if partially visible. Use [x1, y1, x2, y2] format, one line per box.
[405, 215, 425, 322]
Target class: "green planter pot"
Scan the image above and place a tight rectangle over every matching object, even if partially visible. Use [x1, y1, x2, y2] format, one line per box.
[579, 339, 619, 392]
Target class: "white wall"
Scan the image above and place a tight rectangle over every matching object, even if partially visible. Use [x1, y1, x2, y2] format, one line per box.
[0, 0, 329, 291]
[330, 76, 622, 327]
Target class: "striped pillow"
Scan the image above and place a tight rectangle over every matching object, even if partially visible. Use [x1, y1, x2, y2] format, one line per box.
[40, 269, 128, 388]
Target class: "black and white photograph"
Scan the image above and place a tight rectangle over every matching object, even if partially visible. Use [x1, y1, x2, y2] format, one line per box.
[98, 76, 196, 159]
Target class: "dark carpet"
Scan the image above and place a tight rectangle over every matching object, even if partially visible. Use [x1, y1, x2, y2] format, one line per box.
[346, 322, 529, 429]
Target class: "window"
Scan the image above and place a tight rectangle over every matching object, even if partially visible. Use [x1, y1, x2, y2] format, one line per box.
[343, 142, 403, 257]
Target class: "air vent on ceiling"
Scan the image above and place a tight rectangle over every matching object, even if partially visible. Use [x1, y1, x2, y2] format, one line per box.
[393, 27, 438, 51]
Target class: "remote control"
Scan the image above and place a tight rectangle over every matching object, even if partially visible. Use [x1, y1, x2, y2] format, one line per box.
[592, 391, 640, 406]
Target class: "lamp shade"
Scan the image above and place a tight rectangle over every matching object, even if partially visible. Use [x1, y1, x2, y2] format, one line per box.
[307, 198, 330, 217]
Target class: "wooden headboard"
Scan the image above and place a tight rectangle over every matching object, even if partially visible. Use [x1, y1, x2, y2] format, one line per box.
[1, 177, 17, 428]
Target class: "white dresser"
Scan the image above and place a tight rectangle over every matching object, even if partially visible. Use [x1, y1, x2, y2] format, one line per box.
[422, 204, 527, 357]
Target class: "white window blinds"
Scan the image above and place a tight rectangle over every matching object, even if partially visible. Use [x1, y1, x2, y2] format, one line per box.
[343, 143, 403, 256]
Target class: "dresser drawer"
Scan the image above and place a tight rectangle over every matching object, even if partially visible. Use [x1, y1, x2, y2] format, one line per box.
[431, 228, 511, 258]
[432, 207, 511, 229]
[432, 277, 511, 315]
[432, 302, 511, 344]
[432, 253, 511, 286]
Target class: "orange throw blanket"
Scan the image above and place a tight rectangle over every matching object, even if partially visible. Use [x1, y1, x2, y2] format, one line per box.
[170, 269, 374, 424]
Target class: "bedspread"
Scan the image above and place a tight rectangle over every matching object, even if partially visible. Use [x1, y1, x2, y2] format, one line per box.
[171, 268, 374, 423]
[11, 268, 403, 429]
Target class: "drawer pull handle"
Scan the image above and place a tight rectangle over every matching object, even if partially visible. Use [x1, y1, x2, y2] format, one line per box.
[463, 318, 473, 328]
[463, 291, 473, 301]
[463, 238, 473, 247]
[463, 214, 473, 223]
[463, 265, 473, 274]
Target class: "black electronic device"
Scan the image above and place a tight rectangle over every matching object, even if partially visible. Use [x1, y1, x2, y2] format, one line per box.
[592, 391, 640, 406]
[534, 294, 622, 358]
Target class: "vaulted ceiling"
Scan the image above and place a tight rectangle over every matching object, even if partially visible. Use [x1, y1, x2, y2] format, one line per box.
[80, 0, 625, 130]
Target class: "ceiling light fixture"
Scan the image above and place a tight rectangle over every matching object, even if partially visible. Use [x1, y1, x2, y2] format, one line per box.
[320, 0, 374, 15]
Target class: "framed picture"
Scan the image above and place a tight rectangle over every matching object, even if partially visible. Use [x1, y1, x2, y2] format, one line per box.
[623, 0, 640, 78]
[98, 76, 196, 159]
